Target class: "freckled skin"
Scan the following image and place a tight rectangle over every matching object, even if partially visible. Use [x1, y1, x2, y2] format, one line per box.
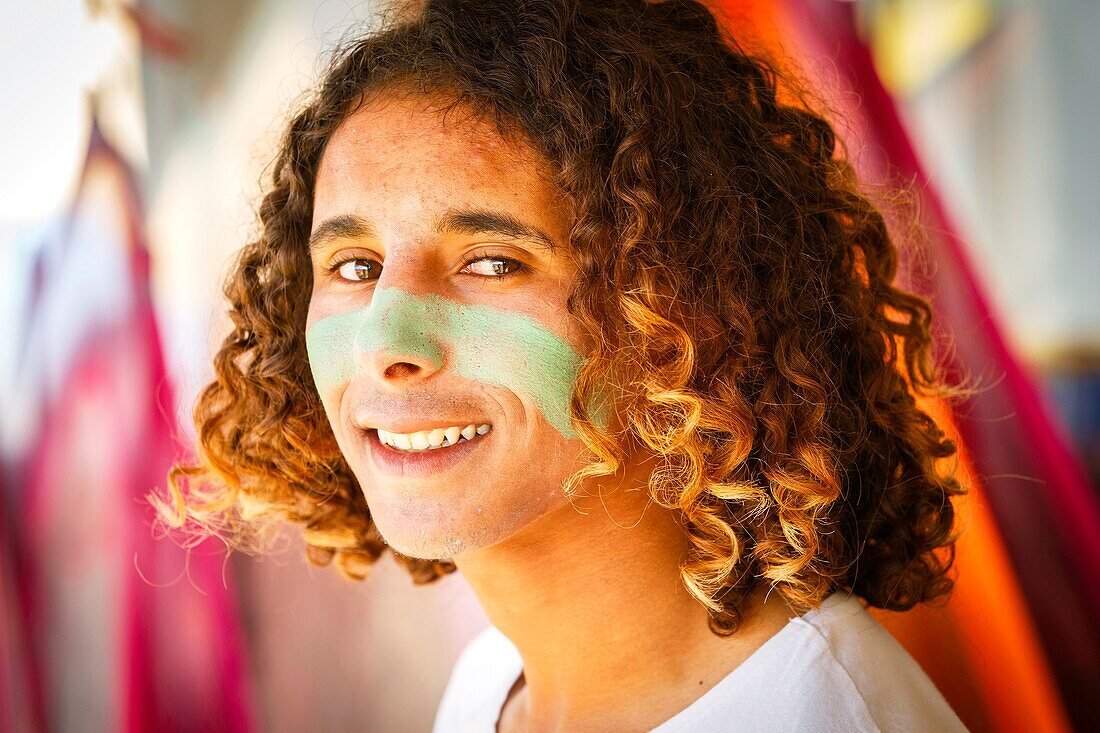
[306, 91, 601, 560]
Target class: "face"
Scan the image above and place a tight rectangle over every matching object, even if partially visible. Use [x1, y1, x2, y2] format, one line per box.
[306, 91, 604, 560]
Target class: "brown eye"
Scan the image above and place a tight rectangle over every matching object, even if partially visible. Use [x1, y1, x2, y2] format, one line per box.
[461, 255, 524, 278]
[334, 258, 381, 282]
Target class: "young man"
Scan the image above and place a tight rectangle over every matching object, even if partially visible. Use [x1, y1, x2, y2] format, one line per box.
[160, 1, 969, 730]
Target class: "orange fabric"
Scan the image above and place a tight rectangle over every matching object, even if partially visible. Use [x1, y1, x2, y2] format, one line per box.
[870, 396, 1072, 733]
[705, 0, 805, 109]
[705, 2, 1072, 730]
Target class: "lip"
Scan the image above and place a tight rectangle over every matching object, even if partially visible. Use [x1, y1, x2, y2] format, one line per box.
[365, 427, 491, 477]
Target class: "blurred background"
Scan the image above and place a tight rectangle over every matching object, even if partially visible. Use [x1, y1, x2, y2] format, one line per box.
[0, 0, 1097, 731]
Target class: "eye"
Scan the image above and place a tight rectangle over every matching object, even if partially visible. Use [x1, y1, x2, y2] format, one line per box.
[332, 257, 381, 282]
[460, 253, 525, 278]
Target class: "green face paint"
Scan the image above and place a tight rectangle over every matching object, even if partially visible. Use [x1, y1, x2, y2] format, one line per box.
[305, 286, 608, 440]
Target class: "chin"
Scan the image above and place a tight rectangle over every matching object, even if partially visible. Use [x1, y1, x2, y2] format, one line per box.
[362, 488, 496, 561]
[374, 519, 495, 561]
[365, 485, 554, 562]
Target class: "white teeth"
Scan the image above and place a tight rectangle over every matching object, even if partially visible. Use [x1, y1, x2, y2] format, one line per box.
[377, 423, 492, 452]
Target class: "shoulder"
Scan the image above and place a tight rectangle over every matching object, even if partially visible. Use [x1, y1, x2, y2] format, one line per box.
[432, 625, 523, 733]
[789, 591, 968, 732]
[654, 591, 968, 732]
[745, 591, 967, 732]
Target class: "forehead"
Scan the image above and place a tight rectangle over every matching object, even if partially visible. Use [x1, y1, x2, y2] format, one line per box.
[314, 92, 569, 236]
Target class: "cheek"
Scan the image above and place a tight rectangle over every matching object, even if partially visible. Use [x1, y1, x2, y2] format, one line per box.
[305, 309, 359, 412]
[447, 305, 586, 440]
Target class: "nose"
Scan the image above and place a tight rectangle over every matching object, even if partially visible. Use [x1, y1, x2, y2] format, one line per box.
[352, 287, 446, 388]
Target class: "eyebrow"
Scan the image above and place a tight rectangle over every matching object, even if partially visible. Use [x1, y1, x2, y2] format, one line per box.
[308, 207, 561, 254]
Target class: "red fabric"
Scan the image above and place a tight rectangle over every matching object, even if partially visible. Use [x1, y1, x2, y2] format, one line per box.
[0, 468, 46, 732]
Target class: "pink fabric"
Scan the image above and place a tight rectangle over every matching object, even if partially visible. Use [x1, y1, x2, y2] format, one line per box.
[11, 123, 256, 732]
[779, 1, 1100, 725]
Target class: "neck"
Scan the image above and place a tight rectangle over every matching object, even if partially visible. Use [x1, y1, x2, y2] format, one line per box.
[454, 453, 798, 731]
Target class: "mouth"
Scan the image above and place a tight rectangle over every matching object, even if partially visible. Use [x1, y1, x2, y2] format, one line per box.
[366, 423, 492, 477]
[376, 423, 491, 451]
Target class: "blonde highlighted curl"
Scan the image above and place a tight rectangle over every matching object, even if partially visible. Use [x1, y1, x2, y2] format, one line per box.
[153, 0, 968, 634]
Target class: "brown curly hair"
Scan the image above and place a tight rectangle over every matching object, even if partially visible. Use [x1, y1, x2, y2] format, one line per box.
[153, 0, 969, 635]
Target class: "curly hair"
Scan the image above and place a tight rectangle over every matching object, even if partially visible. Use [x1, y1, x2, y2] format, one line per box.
[153, 0, 968, 635]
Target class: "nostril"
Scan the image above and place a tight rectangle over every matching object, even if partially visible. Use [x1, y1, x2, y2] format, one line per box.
[356, 339, 445, 383]
[383, 361, 421, 380]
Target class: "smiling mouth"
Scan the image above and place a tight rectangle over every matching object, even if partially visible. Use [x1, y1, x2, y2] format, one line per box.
[374, 423, 492, 452]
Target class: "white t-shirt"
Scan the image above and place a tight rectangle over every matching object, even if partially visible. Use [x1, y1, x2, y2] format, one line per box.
[432, 590, 968, 732]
